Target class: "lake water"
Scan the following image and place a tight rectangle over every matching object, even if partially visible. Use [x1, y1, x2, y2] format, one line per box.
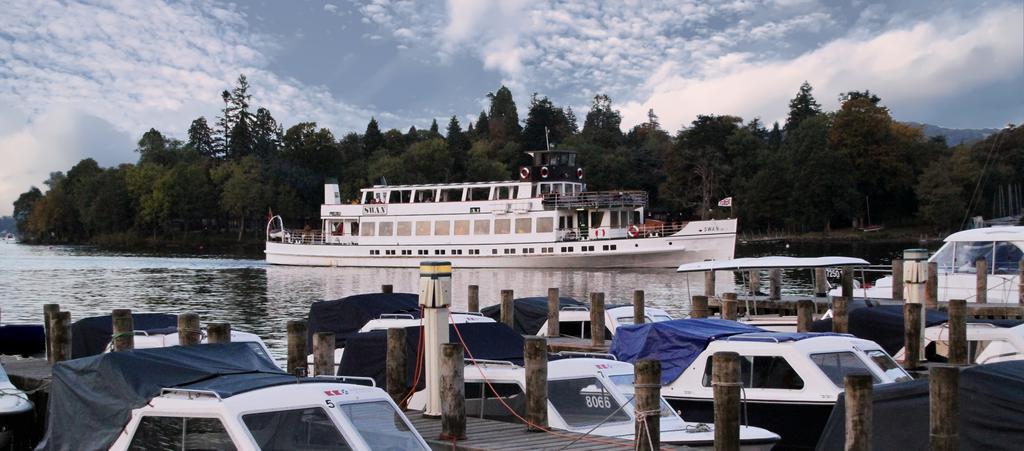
[0, 240, 924, 359]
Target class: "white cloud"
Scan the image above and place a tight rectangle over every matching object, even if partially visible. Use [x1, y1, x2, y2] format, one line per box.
[324, 3, 339, 14]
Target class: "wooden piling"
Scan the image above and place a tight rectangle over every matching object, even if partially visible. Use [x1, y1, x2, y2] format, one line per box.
[845, 374, 873, 451]
[111, 308, 134, 352]
[500, 290, 514, 328]
[50, 311, 71, 363]
[467, 285, 479, 312]
[891, 259, 904, 301]
[705, 270, 716, 297]
[177, 312, 201, 346]
[832, 297, 849, 334]
[386, 328, 408, 406]
[748, 270, 760, 295]
[633, 290, 645, 325]
[382, 284, 394, 293]
[926, 262, 939, 310]
[439, 342, 466, 441]
[547, 288, 560, 337]
[975, 258, 988, 304]
[903, 303, 923, 369]
[769, 269, 782, 301]
[313, 332, 336, 376]
[797, 300, 814, 333]
[590, 292, 605, 346]
[930, 365, 959, 451]
[524, 337, 548, 431]
[814, 268, 828, 297]
[1019, 259, 1023, 305]
[721, 292, 738, 321]
[43, 304, 59, 363]
[947, 299, 967, 366]
[206, 323, 231, 343]
[635, 359, 661, 451]
[713, 351, 740, 451]
[286, 320, 308, 376]
[841, 268, 854, 298]
[691, 295, 709, 319]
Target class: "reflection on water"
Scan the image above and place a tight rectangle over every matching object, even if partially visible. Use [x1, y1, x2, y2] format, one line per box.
[1, 239, 925, 359]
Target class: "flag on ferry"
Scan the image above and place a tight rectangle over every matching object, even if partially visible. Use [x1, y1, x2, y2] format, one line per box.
[717, 197, 733, 207]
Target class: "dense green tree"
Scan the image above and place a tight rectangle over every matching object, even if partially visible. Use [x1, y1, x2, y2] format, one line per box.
[521, 94, 573, 150]
[782, 115, 857, 231]
[784, 82, 821, 132]
[581, 94, 623, 147]
[661, 115, 742, 218]
[136, 128, 175, 166]
[253, 107, 282, 158]
[474, 111, 489, 138]
[363, 117, 383, 155]
[465, 141, 508, 182]
[428, 119, 441, 138]
[213, 156, 269, 240]
[916, 147, 974, 231]
[13, 187, 43, 234]
[187, 117, 217, 157]
[446, 116, 469, 181]
[486, 86, 520, 142]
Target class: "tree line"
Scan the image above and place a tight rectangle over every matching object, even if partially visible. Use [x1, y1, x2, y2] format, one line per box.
[12, 75, 1023, 245]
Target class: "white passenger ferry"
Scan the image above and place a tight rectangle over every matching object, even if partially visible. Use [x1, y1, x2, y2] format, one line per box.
[265, 149, 736, 267]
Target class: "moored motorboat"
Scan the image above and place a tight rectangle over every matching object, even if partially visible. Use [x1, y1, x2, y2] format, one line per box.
[0, 364, 33, 450]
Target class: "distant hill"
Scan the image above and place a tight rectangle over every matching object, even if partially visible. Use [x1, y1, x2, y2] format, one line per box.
[903, 122, 999, 146]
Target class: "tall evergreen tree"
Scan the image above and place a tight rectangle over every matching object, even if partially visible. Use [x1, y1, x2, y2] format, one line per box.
[364, 117, 383, 155]
[581, 94, 623, 147]
[187, 117, 217, 157]
[446, 116, 469, 180]
[768, 122, 783, 151]
[784, 81, 821, 132]
[474, 111, 489, 138]
[253, 107, 282, 158]
[522, 94, 572, 150]
[486, 86, 520, 141]
[429, 119, 440, 137]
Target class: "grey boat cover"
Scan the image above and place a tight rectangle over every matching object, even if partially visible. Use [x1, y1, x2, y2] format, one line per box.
[71, 313, 178, 358]
[480, 296, 585, 334]
[816, 360, 1024, 450]
[37, 343, 282, 451]
[306, 292, 419, 348]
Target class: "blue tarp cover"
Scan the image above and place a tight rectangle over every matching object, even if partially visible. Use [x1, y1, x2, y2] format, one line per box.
[71, 313, 178, 358]
[306, 292, 420, 348]
[610, 319, 764, 384]
[481, 296, 585, 335]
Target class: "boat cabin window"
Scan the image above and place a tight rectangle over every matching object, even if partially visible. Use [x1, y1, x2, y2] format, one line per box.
[415, 189, 436, 203]
[994, 241, 1023, 274]
[590, 211, 604, 228]
[468, 187, 489, 201]
[360, 222, 375, 236]
[415, 221, 431, 236]
[439, 188, 464, 202]
[378, 222, 394, 236]
[464, 382, 526, 422]
[389, 190, 413, 204]
[494, 219, 511, 235]
[537, 217, 554, 233]
[607, 374, 676, 418]
[454, 220, 470, 235]
[396, 221, 412, 236]
[474, 220, 490, 235]
[336, 401, 426, 450]
[701, 356, 804, 390]
[864, 349, 912, 382]
[548, 377, 630, 427]
[496, 186, 511, 200]
[810, 352, 880, 387]
[541, 152, 576, 166]
[515, 218, 532, 234]
[129, 416, 237, 451]
[950, 241, 994, 274]
[243, 407, 351, 451]
[558, 321, 612, 340]
[433, 220, 450, 236]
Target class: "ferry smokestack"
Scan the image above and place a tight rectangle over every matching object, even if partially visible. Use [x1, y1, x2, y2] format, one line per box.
[419, 261, 452, 417]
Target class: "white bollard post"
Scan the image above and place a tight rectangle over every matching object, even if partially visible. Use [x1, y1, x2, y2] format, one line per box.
[419, 261, 452, 418]
[903, 249, 929, 355]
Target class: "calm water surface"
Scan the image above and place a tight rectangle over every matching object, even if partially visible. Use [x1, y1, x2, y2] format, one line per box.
[0, 240, 922, 359]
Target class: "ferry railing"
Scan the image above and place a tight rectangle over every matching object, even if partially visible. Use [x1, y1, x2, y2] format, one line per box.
[541, 191, 648, 209]
[555, 222, 689, 241]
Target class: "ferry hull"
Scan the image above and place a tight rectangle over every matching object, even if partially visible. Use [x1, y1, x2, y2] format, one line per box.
[265, 232, 735, 268]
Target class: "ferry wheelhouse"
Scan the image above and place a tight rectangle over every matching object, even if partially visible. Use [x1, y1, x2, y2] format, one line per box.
[266, 150, 736, 268]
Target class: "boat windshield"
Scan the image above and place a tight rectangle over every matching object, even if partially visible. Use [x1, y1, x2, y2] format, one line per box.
[548, 377, 631, 428]
[810, 352, 881, 387]
[864, 349, 912, 382]
[606, 374, 677, 418]
[337, 401, 428, 450]
[243, 406, 352, 450]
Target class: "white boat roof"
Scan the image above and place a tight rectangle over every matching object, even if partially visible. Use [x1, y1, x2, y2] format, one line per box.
[943, 226, 1024, 243]
[676, 256, 869, 272]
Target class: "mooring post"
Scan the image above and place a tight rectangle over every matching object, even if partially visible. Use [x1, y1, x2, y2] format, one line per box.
[841, 267, 854, 299]
[748, 270, 760, 296]
[814, 268, 828, 297]
[926, 261, 939, 310]
[635, 359, 661, 451]
[633, 290, 646, 325]
[313, 332, 336, 376]
[845, 374, 873, 451]
[903, 303, 923, 369]
[381, 284, 393, 294]
[590, 292, 606, 346]
[286, 319, 308, 376]
[500, 289, 514, 328]
[891, 259, 904, 301]
[975, 257, 988, 304]
[206, 323, 231, 343]
[713, 351, 740, 451]
[797, 300, 814, 333]
[691, 295, 709, 319]
[547, 288, 560, 337]
[930, 365, 959, 451]
[467, 285, 479, 312]
[111, 308, 134, 352]
[833, 297, 849, 334]
[43, 303, 60, 363]
[178, 312, 201, 346]
[386, 327, 408, 407]
[421, 261, 452, 417]
[439, 342, 466, 441]
[705, 270, 716, 297]
[51, 311, 71, 363]
[769, 269, 782, 301]
[947, 299, 968, 366]
[524, 337, 548, 431]
[721, 292, 738, 321]
[1019, 258, 1024, 305]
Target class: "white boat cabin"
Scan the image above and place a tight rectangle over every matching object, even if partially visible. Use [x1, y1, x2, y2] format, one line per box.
[894, 322, 1024, 365]
[537, 306, 674, 339]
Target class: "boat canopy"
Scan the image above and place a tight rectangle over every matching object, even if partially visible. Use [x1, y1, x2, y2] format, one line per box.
[306, 292, 420, 349]
[481, 296, 586, 335]
[71, 313, 177, 358]
[942, 225, 1024, 243]
[0, 324, 44, 357]
[610, 319, 764, 384]
[722, 331, 847, 343]
[676, 256, 870, 273]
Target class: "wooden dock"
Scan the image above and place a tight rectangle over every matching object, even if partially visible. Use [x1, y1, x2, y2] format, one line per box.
[408, 412, 644, 450]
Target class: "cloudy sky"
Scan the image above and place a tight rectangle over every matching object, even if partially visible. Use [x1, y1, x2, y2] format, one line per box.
[1, 0, 1022, 215]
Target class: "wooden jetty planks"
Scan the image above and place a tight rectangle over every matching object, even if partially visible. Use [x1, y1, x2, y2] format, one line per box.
[408, 412, 639, 450]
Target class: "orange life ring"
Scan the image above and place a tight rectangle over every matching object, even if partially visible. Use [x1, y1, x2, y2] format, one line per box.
[520, 167, 530, 179]
[540, 166, 549, 178]
[627, 225, 640, 238]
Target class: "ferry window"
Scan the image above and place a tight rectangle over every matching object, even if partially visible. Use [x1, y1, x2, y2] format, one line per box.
[994, 242, 1023, 274]
[415, 221, 431, 236]
[810, 352, 880, 387]
[559, 217, 566, 229]
[494, 219, 511, 234]
[510, 186, 519, 199]
[590, 211, 604, 227]
[515, 218, 532, 234]
[540, 184, 551, 195]
[397, 221, 412, 236]
[610, 211, 620, 228]
[953, 241, 993, 274]
[474, 220, 490, 235]
[496, 186, 510, 200]
[492, 249, 498, 255]
[621, 211, 630, 227]
[469, 187, 489, 201]
[434, 220, 450, 236]
[865, 350, 912, 382]
[130, 416, 238, 451]
[700, 356, 805, 390]
[454, 220, 470, 235]
[378, 222, 394, 236]
[465, 382, 526, 423]
[440, 188, 463, 202]
[536, 217, 554, 233]
[415, 189, 436, 203]
[360, 222, 375, 236]
[548, 377, 630, 428]
[337, 401, 424, 450]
